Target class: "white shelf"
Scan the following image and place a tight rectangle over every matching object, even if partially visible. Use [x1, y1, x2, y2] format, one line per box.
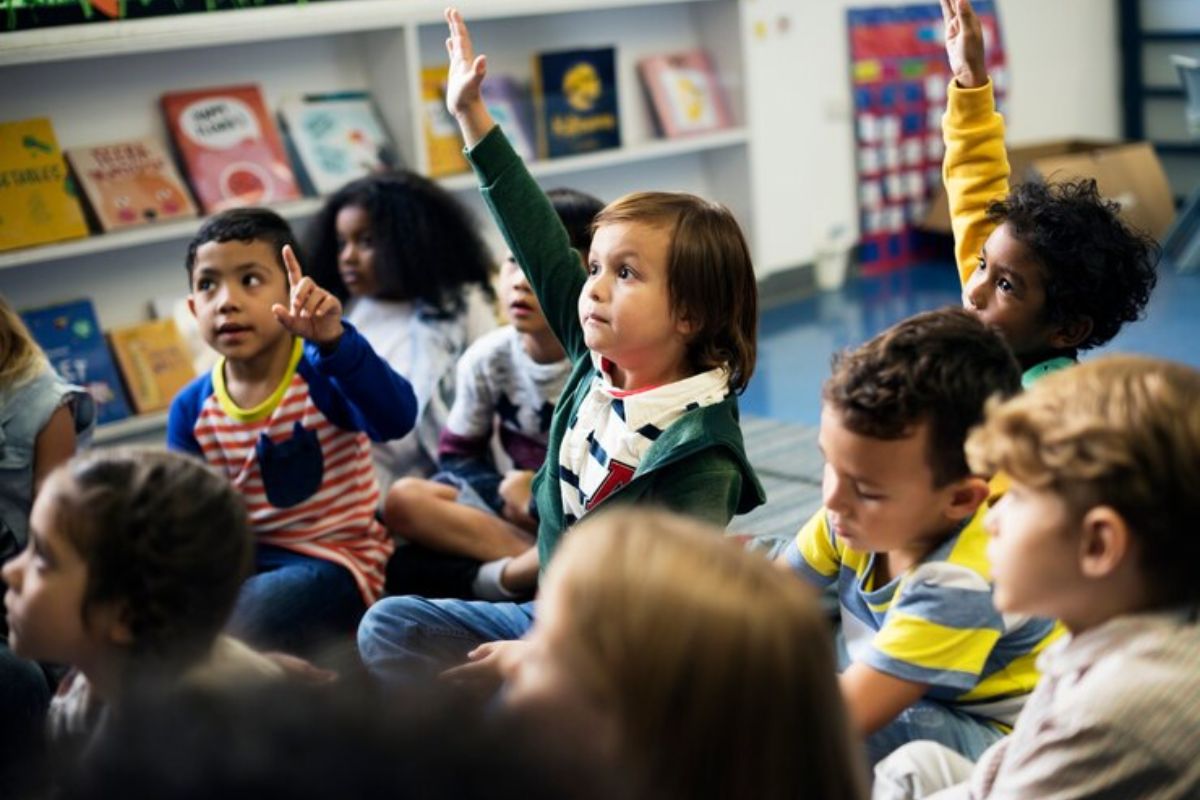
[93, 410, 169, 445]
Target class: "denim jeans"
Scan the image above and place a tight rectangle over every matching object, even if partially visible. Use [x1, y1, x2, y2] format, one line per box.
[228, 545, 365, 656]
[357, 596, 535, 684]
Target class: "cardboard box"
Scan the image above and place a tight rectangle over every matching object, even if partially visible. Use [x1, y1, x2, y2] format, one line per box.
[922, 140, 1176, 239]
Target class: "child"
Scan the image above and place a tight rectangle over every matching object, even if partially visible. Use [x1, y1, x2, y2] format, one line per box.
[874, 356, 1200, 799]
[776, 308, 1062, 767]
[168, 208, 417, 656]
[384, 187, 603, 600]
[497, 507, 868, 800]
[357, 8, 764, 682]
[940, 0, 1159, 385]
[2, 449, 281, 762]
[303, 172, 497, 487]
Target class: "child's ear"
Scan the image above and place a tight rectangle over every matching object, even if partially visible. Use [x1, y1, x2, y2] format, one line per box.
[187, 295, 197, 319]
[1048, 316, 1093, 350]
[89, 601, 135, 647]
[944, 476, 991, 523]
[1077, 505, 1131, 581]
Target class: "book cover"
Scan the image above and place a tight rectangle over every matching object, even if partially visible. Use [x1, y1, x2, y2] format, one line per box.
[65, 137, 198, 232]
[277, 92, 397, 196]
[20, 299, 132, 426]
[108, 318, 197, 414]
[481, 76, 537, 162]
[0, 118, 89, 252]
[161, 84, 302, 213]
[638, 49, 733, 138]
[532, 47, 621, 159]
[421, 66, 469, 177]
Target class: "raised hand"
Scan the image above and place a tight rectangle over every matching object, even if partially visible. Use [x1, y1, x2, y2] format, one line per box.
[271, 244, 344, 348]
[443, 7, 497, 147]
[940, 0, 987, 89]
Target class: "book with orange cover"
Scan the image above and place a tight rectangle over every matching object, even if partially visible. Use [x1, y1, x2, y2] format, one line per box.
[638, 49, 732, 138]
[66, 137, 198, 232]
[108, 318, 197, 414]
[0, 117, 89, 252]
[161, 84, 301, 213]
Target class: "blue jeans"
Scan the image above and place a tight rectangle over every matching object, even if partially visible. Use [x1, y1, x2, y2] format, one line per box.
[228, 545, 365, 656]
[357, 596, 535, 684]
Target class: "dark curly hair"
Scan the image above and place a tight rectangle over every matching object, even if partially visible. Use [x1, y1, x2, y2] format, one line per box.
[184, 208, 300, 283]
[986, 178, 1160, 350]
[50, 449, 252, 671]
[303, 171, 495, 314]
[824, 307, 1022, 487]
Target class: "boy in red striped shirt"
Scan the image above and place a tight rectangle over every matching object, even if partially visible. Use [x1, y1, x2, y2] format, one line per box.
[168, 209, 417, 657]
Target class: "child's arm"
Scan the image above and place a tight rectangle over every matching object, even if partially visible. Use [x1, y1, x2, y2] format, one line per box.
[940, 0, 1010, 288]
[443, 8, 589, 361]
[32, 405, 75, 495]
[840, 663, 930, 735]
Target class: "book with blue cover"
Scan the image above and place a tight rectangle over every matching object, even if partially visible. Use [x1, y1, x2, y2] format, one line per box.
[21, 299, 132, 426]
[532, 47, 621, 159]
[278, 92, 397, 196]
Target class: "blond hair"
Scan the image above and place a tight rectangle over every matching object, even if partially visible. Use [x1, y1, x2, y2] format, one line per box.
[0, 295, 47, 388]
[593, 193, 757, 393]
[545, 508, 866, 800]
[966, 355, 1200, 605]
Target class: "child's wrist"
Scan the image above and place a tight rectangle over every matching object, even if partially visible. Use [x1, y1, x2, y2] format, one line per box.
[316, 323, 345, 355]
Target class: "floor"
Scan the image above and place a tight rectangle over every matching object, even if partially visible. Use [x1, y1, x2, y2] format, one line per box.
[742, 261, 1200, 426]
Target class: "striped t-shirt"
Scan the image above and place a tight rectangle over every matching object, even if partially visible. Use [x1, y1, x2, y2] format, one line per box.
[784, 506, 1063, 727]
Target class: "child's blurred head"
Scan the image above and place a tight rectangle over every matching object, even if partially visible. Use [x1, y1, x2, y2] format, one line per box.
[966, 179, 1159, 361]
[185, 209, 298, 362]
[0, 293, 46, 388]
[967, 356, 1200, 629]
[504, 508, 866, 800]
[3, 449, 251, 679]
[820, 307, 1021, 553]
[583, 192, 757, 392]
[546, 187, 605, 259]
[304, 172, 494, 312]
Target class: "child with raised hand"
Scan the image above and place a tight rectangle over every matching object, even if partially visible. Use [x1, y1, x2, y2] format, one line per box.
[303, 172, 497, 487]
[2, 449, 282, 764]
[357, 7, 764, 682]
[776, 308, 1063, 767]
[384, 188, 603, 601]
[501, 507, 867, 800]
[168, 209, 417, 657]
[939, 0, 1158, 386]
[874, 356, 1200, 799]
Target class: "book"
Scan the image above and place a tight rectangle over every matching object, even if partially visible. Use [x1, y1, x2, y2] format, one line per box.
[421, 66, 469, 177]
[481, 76, 537, 162]
[161, 84, 301, 213]
[149, 294, 218, 376]
[65, 137, 198, 232]
[0, 118, 89, 252]
[108, 318, 197, 414]
[638, 50, 733, 138]
[532, 47, 621, 159]
[277, 92, 397, 196]
[20, 299, 132, 426]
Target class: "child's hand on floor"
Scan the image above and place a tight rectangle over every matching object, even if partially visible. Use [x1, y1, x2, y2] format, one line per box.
[272, 244, 345, 350]
[441, 639, 530, 694]
[940, 0, 987, 89]
[499, 470, 537, 531]
[443, 7, 497, 147]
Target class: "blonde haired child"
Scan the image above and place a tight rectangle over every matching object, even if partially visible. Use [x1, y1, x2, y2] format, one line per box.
[502, 507, 867, 800]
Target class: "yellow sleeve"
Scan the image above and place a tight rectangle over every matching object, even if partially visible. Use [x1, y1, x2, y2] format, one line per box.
[943, 80, 1010, 288]
[782, 508, 842, 587]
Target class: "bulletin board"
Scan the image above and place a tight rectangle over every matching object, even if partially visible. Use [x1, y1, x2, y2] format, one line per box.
[848, 2, 1007, 275]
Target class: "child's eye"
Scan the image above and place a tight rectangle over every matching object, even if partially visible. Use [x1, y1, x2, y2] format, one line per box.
[854, 485, 884, 501]
[243, 273, 264, 287]
[618, 266, 633, 280]
[196, 278, 214, 291]
[586, 262, 600, 276]
[996, 277, 1014, 294]
[975, 256, 986, 273]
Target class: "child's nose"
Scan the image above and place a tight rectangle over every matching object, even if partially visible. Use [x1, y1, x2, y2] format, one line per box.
[2, 549, 25, 589]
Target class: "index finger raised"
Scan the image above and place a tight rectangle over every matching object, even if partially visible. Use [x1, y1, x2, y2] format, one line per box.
[281, 244, 303, 291]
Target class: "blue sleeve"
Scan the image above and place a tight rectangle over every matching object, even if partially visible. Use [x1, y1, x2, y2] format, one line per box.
[166, 374, 210, 457]
[301, 320, 418, 443]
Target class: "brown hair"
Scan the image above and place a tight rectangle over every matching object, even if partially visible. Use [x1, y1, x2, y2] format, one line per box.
[593, 193, 757, 393]
[824, 307, 1021, 486]
[50, 449, 253, 670]
[546, 508, 866, 800]
[966, 355, 1200, 606]
[0, 294, 48, 388]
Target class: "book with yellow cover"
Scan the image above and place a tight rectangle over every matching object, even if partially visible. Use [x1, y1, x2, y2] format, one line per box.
[0, 118, 89, 252]
[421, 66, 469, 177]
[108, 318, 197, 414]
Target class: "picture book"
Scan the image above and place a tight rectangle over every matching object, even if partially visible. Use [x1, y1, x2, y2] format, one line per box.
[421, 66, 469, 177]
[161, 84, 301, 213]
[108, 318, 196, 414]
[481, 76, 537, 162]
[277, 92, 397, 195]
[20, 299, 131, 426]
[65, 137, 198, 232]
[638, 50, 733, 138]
[0, 118, 89, 252]
[532, 47, 621, 159]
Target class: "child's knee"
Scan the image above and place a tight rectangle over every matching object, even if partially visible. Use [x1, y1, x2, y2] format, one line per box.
[383, 477, 432, 531]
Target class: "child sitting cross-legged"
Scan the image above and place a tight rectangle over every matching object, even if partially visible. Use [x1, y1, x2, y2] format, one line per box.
[874, 356, 1200, 799]
[776, 308, 1063, 767]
